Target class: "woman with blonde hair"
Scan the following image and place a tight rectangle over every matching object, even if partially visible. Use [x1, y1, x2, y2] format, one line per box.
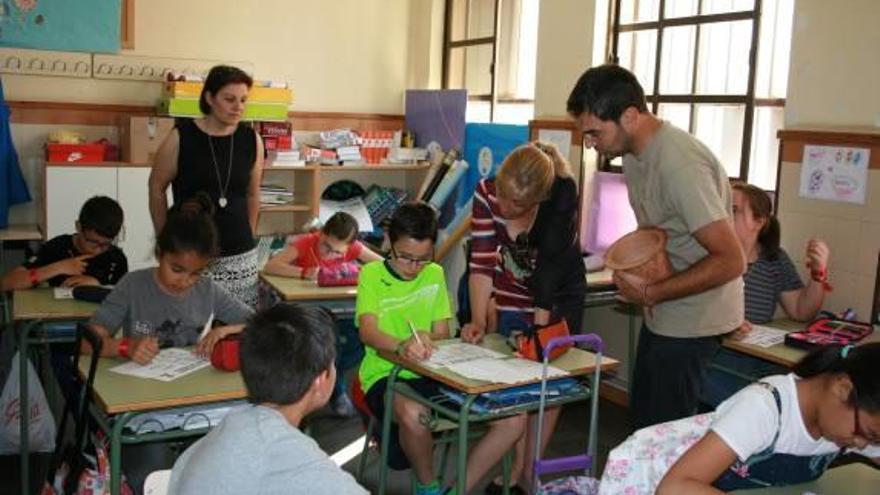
[462, 142, 585, 493]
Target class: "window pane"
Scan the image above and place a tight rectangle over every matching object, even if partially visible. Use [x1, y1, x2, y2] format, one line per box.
[695, 21, 752, 94]
[447, 44, 494, 96]
[497, 0, 538, 100]
[665, 0, 698, 18]
[658, 103, 691, 132]
[619, 0, 660, 24]
[755, 0, 794, 98]
[659, 26, 696, 94]
[449, 0, 496, 42]
[748, 106, 784, 190]
[701, 0, 754, 15]
[494, 102, 534, 125]
[466, 100, 492, 123]
[617, 30, 657, 95]
[694, 104, 744, 178]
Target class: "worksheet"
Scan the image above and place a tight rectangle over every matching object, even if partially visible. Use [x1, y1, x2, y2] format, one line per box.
[109, 348, 209, 382]
[422, 342, 506, 369]
[739, 324, 790, 348]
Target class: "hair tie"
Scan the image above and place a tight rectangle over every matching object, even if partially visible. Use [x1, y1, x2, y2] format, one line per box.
[840, 345, 854, 359]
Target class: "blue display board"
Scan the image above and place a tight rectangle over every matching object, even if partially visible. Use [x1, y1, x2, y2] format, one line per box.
[456, 123, 529, 208]
[0, 0, 121, 54]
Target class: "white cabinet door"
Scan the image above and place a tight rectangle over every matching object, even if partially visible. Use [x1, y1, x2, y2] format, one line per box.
[117, 167, 160, 270]
[45, 166, 117, 240]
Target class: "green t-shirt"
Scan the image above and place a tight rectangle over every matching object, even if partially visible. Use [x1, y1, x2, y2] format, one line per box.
[356, 260, 452, 393]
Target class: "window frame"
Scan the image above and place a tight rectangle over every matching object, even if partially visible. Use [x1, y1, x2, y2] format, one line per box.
[442, 0, 536, 123]
[607, 0, 784, 181]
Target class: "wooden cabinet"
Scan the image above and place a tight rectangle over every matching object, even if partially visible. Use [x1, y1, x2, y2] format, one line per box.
[44, 162, 168, 271]
[257, 163, 431, 236]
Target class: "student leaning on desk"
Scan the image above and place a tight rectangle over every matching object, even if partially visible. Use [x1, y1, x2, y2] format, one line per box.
[1, 196, 128, 291]
[356, 201, 525, 495]
[83, 194, 253, 365]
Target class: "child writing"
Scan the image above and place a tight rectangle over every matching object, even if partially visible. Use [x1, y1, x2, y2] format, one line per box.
[263, 211, 382, 280]
[357, 201, 525, 495]
[2, 195, 128, 290]
[86, 193, 253, 365]
[657, 343, 880, 493]
[704, 182, 832, 406]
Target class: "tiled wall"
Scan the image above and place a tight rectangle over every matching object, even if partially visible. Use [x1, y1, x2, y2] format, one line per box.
[776, 136, 880, 321]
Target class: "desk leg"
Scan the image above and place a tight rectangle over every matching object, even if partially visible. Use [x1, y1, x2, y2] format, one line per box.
[110, 412, 132, 495]
[377, 365, 401, 495]
[18, 320, 38, 495]
[455, 395, 476, 495]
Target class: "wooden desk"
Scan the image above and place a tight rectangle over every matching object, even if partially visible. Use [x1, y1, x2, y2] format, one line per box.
[13, 288, 98, 495]
[0, 223, 43, 242]
[723, 319, 880, 368]
[375, 334, 618, 494]
[731, 462, 880, 494]
[260, 273, 357, 301]
[80, 354, 246, 495]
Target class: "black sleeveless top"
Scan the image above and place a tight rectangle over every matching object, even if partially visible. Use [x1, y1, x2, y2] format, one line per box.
[173, 119, 257, 256]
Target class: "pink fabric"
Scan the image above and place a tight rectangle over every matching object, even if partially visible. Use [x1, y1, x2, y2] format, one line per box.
[580, 172, 638, 254]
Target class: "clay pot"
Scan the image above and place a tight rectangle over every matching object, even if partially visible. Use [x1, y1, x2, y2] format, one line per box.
[605, 227, 674, 284]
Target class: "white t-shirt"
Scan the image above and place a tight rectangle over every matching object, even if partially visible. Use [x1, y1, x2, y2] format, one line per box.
[712, 373, 880, 462]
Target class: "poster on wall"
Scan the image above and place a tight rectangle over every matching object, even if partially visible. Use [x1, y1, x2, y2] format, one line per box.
[0, 0, 121, 54]
[798, 144, 869, 204]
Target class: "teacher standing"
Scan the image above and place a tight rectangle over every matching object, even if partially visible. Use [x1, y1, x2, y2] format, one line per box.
[149, 65, 264, 307]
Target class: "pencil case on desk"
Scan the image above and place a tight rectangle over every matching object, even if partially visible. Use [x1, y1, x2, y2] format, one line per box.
[72, 285, 112, 303]
[211, 334, 241, 372]
[784, 317, 873, 350]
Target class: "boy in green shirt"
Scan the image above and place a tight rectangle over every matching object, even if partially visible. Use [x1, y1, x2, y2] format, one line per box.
[358, 202, 525, 495]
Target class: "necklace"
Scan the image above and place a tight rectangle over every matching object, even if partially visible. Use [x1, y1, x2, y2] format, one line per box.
[207, 133, 234, 208]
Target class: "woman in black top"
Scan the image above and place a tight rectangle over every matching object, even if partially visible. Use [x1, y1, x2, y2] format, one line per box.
[149, 66, 264, 307]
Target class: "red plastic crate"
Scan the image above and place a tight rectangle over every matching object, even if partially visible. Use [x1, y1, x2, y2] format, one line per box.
[46, 143, 107, 163]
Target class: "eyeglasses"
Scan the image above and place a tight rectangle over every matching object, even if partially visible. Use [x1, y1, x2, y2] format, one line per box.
[79, 230, 115, 251]
[390, 246, 433, 267]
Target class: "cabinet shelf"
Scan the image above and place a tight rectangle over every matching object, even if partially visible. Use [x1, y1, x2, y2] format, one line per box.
[259, 204, 311, 213]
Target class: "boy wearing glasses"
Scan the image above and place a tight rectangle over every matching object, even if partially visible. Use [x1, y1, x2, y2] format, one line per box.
[2, 195, 128, 290]
[357, 201, 525, 495]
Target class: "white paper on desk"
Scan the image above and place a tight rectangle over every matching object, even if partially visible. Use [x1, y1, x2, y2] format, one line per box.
[739, 324, 789, 348]
[53, 288, 73, 299]
[109, 348, 209, 382]
[319, 198, 374, 232]
[422, 343, 507, 369]
[446, 357, 568, 385]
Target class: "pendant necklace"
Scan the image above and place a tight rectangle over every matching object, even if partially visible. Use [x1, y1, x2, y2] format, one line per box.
[207, 132, 234, 208]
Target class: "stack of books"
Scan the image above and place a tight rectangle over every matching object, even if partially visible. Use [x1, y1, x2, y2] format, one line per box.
[269, 150, 304, 167]
[336, 145, 362, 165]
[160, 80, 293, 121]
[260, 184, 295, 205]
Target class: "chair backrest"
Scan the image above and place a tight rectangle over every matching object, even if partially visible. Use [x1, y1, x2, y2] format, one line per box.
[143, 469, 172, 495]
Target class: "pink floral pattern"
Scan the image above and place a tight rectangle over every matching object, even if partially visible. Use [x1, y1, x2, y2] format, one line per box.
[598, 413, 715, 495]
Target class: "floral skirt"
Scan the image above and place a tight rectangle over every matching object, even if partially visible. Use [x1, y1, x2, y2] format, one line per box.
[205, 247, 259, 308]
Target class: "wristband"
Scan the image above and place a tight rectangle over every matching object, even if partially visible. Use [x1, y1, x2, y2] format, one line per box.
[118, 338, 131, 359]
[810, 267, 833, 292]
[28, 268, 39, 287]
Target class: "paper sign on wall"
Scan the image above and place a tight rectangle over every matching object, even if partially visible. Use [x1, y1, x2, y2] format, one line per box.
[798, 145, 869, 204]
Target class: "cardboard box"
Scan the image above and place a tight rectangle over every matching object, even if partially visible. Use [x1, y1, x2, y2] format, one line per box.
[119, 116, 175, 164]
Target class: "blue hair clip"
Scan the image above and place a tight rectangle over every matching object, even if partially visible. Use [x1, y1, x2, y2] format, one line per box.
[840, 344, 854, 359]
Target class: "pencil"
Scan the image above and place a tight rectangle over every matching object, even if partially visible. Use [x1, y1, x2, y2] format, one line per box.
[407, 320, 423, 346]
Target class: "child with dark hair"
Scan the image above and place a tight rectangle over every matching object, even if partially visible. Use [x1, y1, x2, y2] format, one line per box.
[703, 182, 832, 406]
[655, 343, 880, 493]
[357, 201, 525, 495]
[2, 195, 127, 290]
[169, 303, 367, 494]
[264, 211, 381, 280]
[87, 193, 252, 365]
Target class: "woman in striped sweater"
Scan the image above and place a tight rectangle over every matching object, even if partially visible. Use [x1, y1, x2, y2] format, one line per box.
[461, 142, 586, 494]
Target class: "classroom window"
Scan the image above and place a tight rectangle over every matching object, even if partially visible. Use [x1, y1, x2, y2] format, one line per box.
[443, 0, 539, 125]
[606, 0, 793, 190]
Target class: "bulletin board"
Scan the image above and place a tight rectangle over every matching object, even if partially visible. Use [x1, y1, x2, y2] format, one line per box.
[0, 0, 121, 54]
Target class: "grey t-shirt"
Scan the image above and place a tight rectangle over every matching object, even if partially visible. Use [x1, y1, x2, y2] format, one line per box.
[622, 121, 744, 337]
[168, 405, 368, 495]
[89, 268, 253, 347]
